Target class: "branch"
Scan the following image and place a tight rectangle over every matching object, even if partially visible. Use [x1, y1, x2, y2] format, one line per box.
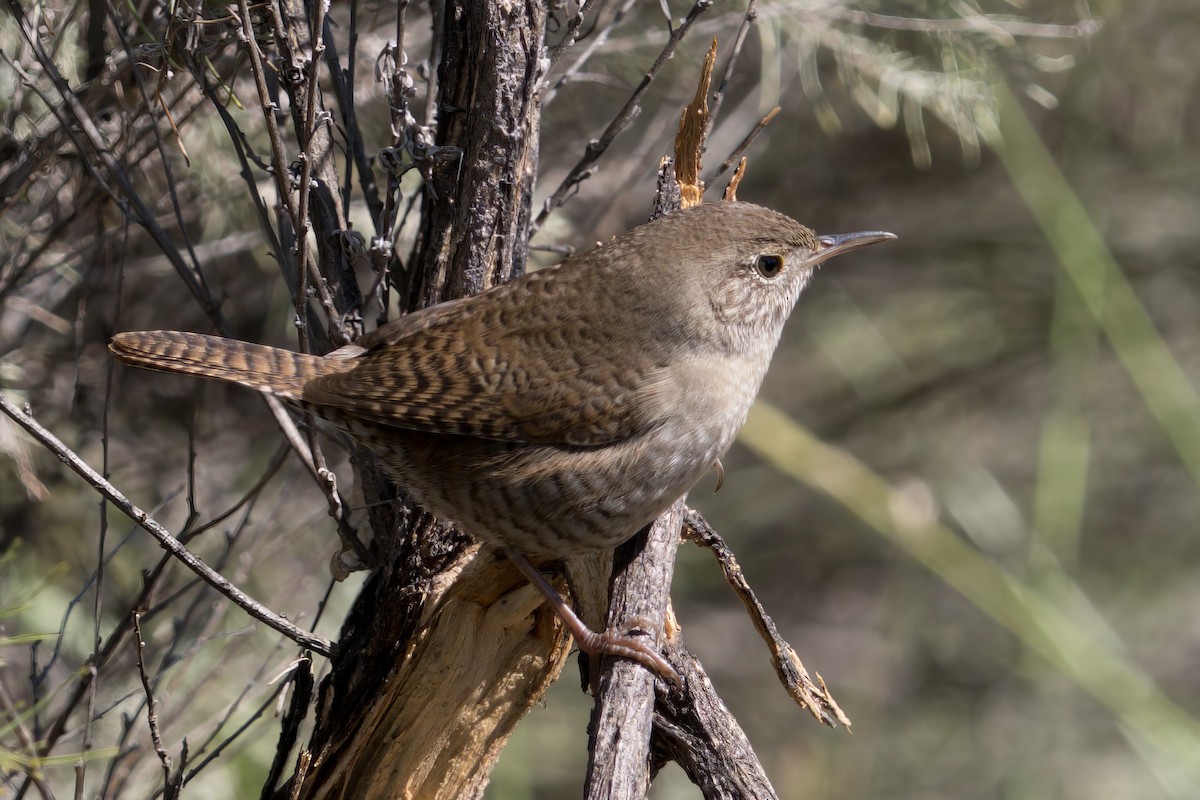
[584, 501, 684, 799]
[651, 638, 779, 798]
[0, 395, 335, 657]
[683, 507, 849, 728]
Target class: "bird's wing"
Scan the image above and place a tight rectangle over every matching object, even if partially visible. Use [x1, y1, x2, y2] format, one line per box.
[302, 310, 670, 447]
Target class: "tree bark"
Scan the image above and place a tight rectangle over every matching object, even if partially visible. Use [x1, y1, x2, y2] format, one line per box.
[276, 3, 556, 798]
[584, 502, 684, 799]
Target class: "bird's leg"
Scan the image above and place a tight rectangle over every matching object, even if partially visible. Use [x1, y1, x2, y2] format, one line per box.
[505, 549, 680, 685]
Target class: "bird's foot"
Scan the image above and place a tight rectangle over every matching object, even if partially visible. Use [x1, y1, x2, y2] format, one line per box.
[506, 549, 680, 685]
[573, 616, 680, 685]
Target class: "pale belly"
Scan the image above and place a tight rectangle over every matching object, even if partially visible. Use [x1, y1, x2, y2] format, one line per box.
[342, 350, 766, 559]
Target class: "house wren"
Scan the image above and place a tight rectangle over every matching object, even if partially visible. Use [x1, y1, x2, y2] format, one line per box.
[110, 201, 894, 681]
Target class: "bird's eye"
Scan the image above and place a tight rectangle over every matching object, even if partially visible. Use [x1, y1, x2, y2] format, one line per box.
[754, 254, 784, 278]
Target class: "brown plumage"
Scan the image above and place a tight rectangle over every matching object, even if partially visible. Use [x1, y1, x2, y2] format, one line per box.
[109, 331, 342, 398]
[111, 201, 895, 680]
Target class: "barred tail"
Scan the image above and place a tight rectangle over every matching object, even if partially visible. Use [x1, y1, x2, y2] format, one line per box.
[110, 331, 335, 401]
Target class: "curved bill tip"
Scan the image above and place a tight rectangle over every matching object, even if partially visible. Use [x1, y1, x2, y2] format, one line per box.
[815, 230, 898, 260]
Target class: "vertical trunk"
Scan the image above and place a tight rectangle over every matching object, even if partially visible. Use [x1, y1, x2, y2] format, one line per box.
[277, 4, 553, 799]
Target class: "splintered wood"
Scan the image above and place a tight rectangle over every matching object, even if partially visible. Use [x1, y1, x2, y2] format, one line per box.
[674, 39, 716, 208]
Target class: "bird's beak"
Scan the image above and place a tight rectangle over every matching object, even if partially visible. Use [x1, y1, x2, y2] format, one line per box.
[810, 230, 897, 265]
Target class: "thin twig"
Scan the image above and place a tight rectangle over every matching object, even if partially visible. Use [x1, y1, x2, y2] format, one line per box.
[179, 442, 291, 540]
[30, 502, 175, 768]
[705, 105, 779, 191]
[214, 9, 357, 546]
[196, 81, 288, 281]
[682, 506, 850, 728]
[78, 208, 128, 798]
[546, 0, 599, 72]
[17, 449, 285, 793]
[532, 0, 715, 233]
[233, 0, 341, 347]
[258, 656, 313, 798]
[422, 0, 441, 128]
[235, 0, 297, 225]
[2, 0, 228, 332]
[37, 489, 171, 684]
[542, 0, 637, 107]
[0, 395, 336, 657]
[279, 0, 365, 564]
[705, 0, 758, 139]
[182, 675, 290, 788]
[262, 0, 343, 340]
[104, 0, 212, 300]
[291, 0, 329, 358]
[322, 8, 384, 227]
[133, 612, 178, 796]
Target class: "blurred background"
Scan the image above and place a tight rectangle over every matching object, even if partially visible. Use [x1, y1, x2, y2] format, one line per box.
[3, 0, 1199, 797]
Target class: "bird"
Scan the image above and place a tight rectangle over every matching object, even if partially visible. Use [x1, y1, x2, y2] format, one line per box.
[110, 200, 895, 681]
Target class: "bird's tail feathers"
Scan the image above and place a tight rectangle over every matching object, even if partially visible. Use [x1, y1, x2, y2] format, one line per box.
[110, 331, 330, 400]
